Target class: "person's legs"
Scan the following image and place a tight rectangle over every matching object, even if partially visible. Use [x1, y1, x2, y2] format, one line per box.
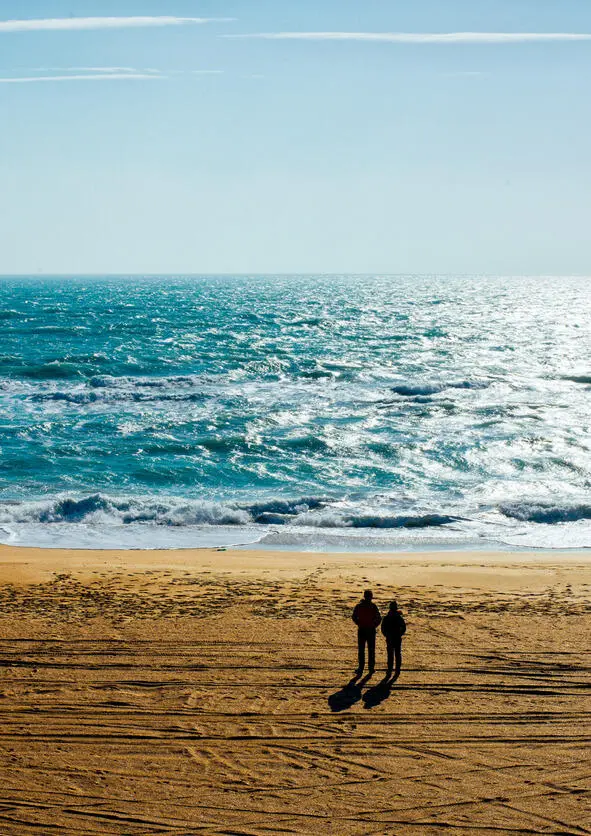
[367, 630, 376, 672]
[386, 640, 394, 674]
[357, 629, 366, 672]
[394, 640, 402, 673]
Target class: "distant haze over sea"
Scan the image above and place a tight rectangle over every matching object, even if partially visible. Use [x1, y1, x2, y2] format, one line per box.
[1, 274, 590, 550]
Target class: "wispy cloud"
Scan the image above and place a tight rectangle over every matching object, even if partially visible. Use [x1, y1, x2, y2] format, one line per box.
[26, 66, 162, 74]
[0, 66, 225, 84]
[226, 31, 591, 44]
[0, 74, 165, 84]
[0, 16, 234, 34]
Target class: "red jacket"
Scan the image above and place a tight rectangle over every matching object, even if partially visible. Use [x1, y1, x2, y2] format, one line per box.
[352, 600, 382, 630]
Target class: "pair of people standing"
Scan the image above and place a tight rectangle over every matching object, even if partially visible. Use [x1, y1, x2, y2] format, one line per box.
[352, 590, 406, 677]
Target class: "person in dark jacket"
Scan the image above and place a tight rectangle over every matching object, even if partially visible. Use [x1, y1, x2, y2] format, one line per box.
[352, 590, 382, 675]
[381, 600, 406, 677]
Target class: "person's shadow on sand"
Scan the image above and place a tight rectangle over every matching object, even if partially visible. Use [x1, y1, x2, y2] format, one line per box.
[362, 671, 399, 709]
[328, 673, 373, 712]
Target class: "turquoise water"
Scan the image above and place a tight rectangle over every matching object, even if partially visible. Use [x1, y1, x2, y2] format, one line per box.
[1, 274, 590, 549]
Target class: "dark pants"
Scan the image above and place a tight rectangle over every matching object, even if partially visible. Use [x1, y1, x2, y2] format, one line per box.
[386, 639, 402, 674]
[357, 628, 376, 672]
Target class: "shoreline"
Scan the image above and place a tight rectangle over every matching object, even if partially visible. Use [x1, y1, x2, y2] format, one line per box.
[2, 541, 591, 556]
[3, 518, 591, 555]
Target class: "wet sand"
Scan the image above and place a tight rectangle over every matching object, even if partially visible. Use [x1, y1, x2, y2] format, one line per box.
[0, 545, 590, 834]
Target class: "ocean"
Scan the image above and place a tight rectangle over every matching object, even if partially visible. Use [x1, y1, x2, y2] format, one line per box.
[0, 274, 590, 551]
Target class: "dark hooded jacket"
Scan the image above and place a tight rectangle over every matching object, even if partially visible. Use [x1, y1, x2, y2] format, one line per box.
[381, 610, 406, 642]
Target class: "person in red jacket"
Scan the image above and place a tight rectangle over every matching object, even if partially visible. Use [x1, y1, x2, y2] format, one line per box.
[352, 590, 382, 675]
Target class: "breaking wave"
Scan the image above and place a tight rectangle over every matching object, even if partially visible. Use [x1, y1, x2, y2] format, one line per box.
[0, 495, 250, 527]
[499, 502, 591, 525]
[0, 493, 459, 531]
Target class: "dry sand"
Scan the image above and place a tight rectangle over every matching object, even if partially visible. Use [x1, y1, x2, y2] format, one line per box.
[0, 544, 590, 835]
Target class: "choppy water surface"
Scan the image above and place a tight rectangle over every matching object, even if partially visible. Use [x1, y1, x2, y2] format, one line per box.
[1, 274, 590, 549]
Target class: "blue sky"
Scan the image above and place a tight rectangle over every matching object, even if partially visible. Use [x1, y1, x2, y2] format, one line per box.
[0, 0, 590, 274]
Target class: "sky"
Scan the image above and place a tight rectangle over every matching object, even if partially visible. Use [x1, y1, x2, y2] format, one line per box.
[0, 0, 590, 275]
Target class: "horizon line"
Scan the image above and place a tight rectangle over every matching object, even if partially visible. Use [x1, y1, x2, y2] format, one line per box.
[1, 272, 589, 279]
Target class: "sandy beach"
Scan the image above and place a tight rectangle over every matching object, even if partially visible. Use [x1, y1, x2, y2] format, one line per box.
[0, 544, 590, 835]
